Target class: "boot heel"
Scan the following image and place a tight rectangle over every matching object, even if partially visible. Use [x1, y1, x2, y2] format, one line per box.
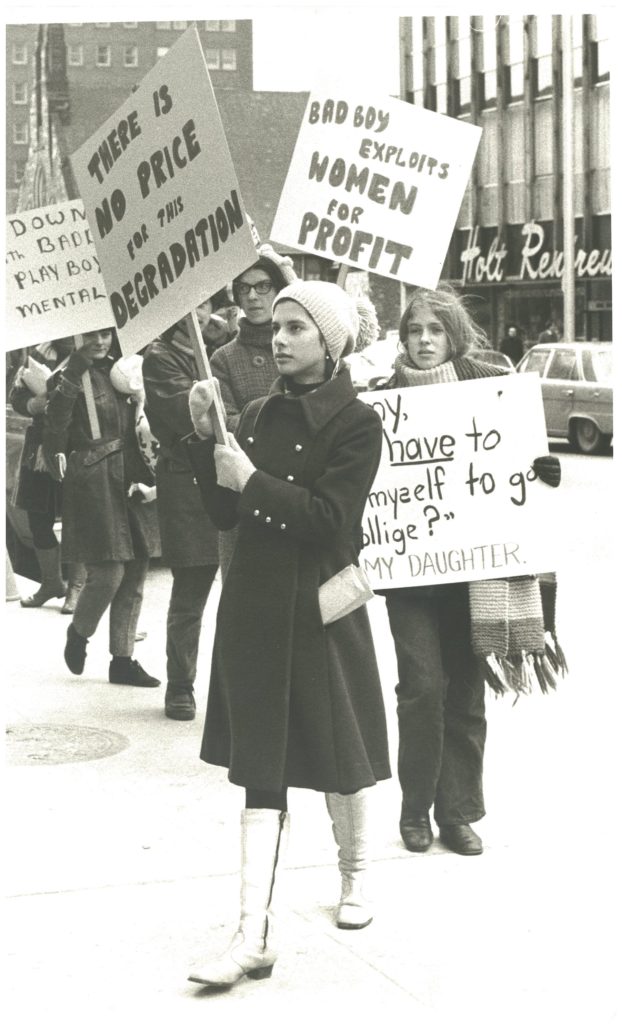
[247, 964, 274, 980]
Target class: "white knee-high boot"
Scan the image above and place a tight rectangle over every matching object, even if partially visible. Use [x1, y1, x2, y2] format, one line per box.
[188, 808, 289, 989]
[325, 790, 373, 930]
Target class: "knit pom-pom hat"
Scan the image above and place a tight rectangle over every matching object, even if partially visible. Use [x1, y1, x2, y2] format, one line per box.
[274, 281, 379, 362]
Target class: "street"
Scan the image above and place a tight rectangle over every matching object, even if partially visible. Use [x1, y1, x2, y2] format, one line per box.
[4, 446, 619, 1022]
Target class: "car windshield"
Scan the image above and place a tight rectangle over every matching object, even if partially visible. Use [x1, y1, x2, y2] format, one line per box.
[585, 348, 613, 383]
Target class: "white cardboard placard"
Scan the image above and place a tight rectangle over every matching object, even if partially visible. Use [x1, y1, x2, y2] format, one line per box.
[71, 26, 257, 355]
[271, 91, 481, 287]
[358, 372, 559, 588]
[5, 199, 114, 351]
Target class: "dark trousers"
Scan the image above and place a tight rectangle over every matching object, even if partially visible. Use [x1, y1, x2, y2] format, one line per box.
[384, 584, 486, 826]
[27, 509, 58, 549]
[166, 564, 218, 687]
[73, 558, 149, 656]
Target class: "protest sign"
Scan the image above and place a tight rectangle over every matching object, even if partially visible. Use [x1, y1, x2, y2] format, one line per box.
[358, 373, 559, 588]
[5, 199, 114, 351]
[71, 26, 257, 356]
[271, 92, 481, 288]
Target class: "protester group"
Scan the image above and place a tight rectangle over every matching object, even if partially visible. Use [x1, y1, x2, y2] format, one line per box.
[8, 244, 566, 993]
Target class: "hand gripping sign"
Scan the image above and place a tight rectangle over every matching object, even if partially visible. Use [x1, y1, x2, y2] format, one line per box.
[71, 26, 259, 442]
[271, 92, 481, 289]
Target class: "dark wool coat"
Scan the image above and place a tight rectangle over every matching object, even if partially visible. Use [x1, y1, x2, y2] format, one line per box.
[44, 355, 160, 564]
[9, 346, 64, 516]
[209, 317, 278, 430]
[187, 369, 391, 794]
[142, 329, 219, 567]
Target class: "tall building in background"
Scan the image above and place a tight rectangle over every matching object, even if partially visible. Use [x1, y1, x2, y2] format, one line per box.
[6, 19, 253, 212]
[400, 13, 611, 343]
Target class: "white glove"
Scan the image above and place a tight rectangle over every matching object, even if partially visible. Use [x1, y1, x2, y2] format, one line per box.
[189, 379, 219, 439]
[26, 393, 47, 415]
[215, 434, 256, 492]
[128, 482, 157, 503]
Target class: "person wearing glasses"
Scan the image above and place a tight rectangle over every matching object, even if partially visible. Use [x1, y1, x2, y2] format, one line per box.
[209, 245, 297, 432]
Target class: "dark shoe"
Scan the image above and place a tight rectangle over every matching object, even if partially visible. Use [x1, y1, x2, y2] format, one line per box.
[109, 657, 161, 688]
[61, 585, 82, 615]
[64, 623, 88, 675]
[165, 684, 196, 721]
[438, 824, 483, 856]
[400, 810, 433, 852]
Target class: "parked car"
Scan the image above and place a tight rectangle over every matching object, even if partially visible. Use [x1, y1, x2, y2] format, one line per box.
[471, 349, 516, 372]
[516, 341, 613, 454]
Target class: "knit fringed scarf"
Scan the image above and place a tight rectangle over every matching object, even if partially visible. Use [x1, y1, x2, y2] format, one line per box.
[469, 573, 568, 698]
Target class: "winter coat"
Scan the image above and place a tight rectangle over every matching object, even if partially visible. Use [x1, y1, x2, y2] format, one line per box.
[142, 328, 219, 567]
[209, 317, 278, 431]
[44, 354, 160, 564]
[187, 368, 391, 794]
[9, 345, 65, 516]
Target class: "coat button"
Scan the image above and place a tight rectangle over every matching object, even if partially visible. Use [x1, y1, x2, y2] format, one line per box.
[280, 523, 286, 530]
[286, 475, 294, 482]
[253, 509, 260, 517]
[247, 437, 254, 445]
[265, 516, 272, 523]
[295, 443, 303, 452]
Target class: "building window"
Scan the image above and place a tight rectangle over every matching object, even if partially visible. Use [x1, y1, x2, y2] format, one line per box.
[534, 16, 552, 94]
[221, 20, 236, 32]
[13, 124, 29, 145]
[12, 44, 28, 65]
[15, 160, 27, 184]
[156, 22, 171, 30]
[455, 15, 471, 113]
[205, 21, 220, 31]
[481, 15, 497, 105]
[95, 23, 111, 28]
[156, 47, 169, 60]
[96, 45, 112, 68]
[204, 48, 220, 69]
[123, 23, 137, 28]
[68, 45, 83, 66]
[123, 45, 138, 68]
[221, 48, 237, 71]
[592, 12, 610, 81]
[12, 82, 28, 104]
[172, 21, 188, 30]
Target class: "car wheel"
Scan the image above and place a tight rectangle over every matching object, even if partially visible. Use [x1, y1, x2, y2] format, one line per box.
[573, 419, 605, 455]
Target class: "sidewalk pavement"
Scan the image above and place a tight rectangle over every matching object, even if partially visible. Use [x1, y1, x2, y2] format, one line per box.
[4, 565, 618, 1023]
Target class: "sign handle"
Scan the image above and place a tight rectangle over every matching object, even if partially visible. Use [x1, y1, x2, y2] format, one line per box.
[74, 334, 101, 440]
[336, 265, 349, 290]
[184, 311, 230, 446]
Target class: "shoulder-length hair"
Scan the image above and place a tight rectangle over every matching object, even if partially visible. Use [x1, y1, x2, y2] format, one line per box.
[398, 283, 488, 359]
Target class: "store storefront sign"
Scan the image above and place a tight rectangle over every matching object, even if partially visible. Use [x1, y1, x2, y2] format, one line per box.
[460, 222, 612, 285]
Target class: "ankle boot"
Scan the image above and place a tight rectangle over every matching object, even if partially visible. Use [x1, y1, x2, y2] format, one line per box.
[61, 562, 86, 615]
[64, 623, 88, 675]
[325, 790, 373, 930]
[188, 808, 290, 989]
[20, 547, 66, 608]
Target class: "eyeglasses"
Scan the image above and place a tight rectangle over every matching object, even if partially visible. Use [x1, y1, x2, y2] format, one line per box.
[237, 279, 274, 296]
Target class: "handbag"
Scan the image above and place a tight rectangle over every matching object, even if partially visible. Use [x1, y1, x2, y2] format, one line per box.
[318, 564, 374, 626]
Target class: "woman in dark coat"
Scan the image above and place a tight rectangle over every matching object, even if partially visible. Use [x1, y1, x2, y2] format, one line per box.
[185, 281, 391, 991]
[9, 337, 85, 612]
[44, 328, 161, 687]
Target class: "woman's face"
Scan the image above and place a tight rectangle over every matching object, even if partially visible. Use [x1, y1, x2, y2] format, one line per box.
[272, 300, 327, 383]
[82, 329, 114, 359]
[405, 303, 450, 369]
[237, 268, 277, 325]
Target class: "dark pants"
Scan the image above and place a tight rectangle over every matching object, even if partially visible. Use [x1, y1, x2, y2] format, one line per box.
[166, 564, 218, 687]
[384, 584, 486, 826]
[27, 509, 58, 550]
[73, 558, 149, 656]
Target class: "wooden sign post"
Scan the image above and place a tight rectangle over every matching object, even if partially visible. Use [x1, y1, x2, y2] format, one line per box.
[184, 310, 229, 446]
